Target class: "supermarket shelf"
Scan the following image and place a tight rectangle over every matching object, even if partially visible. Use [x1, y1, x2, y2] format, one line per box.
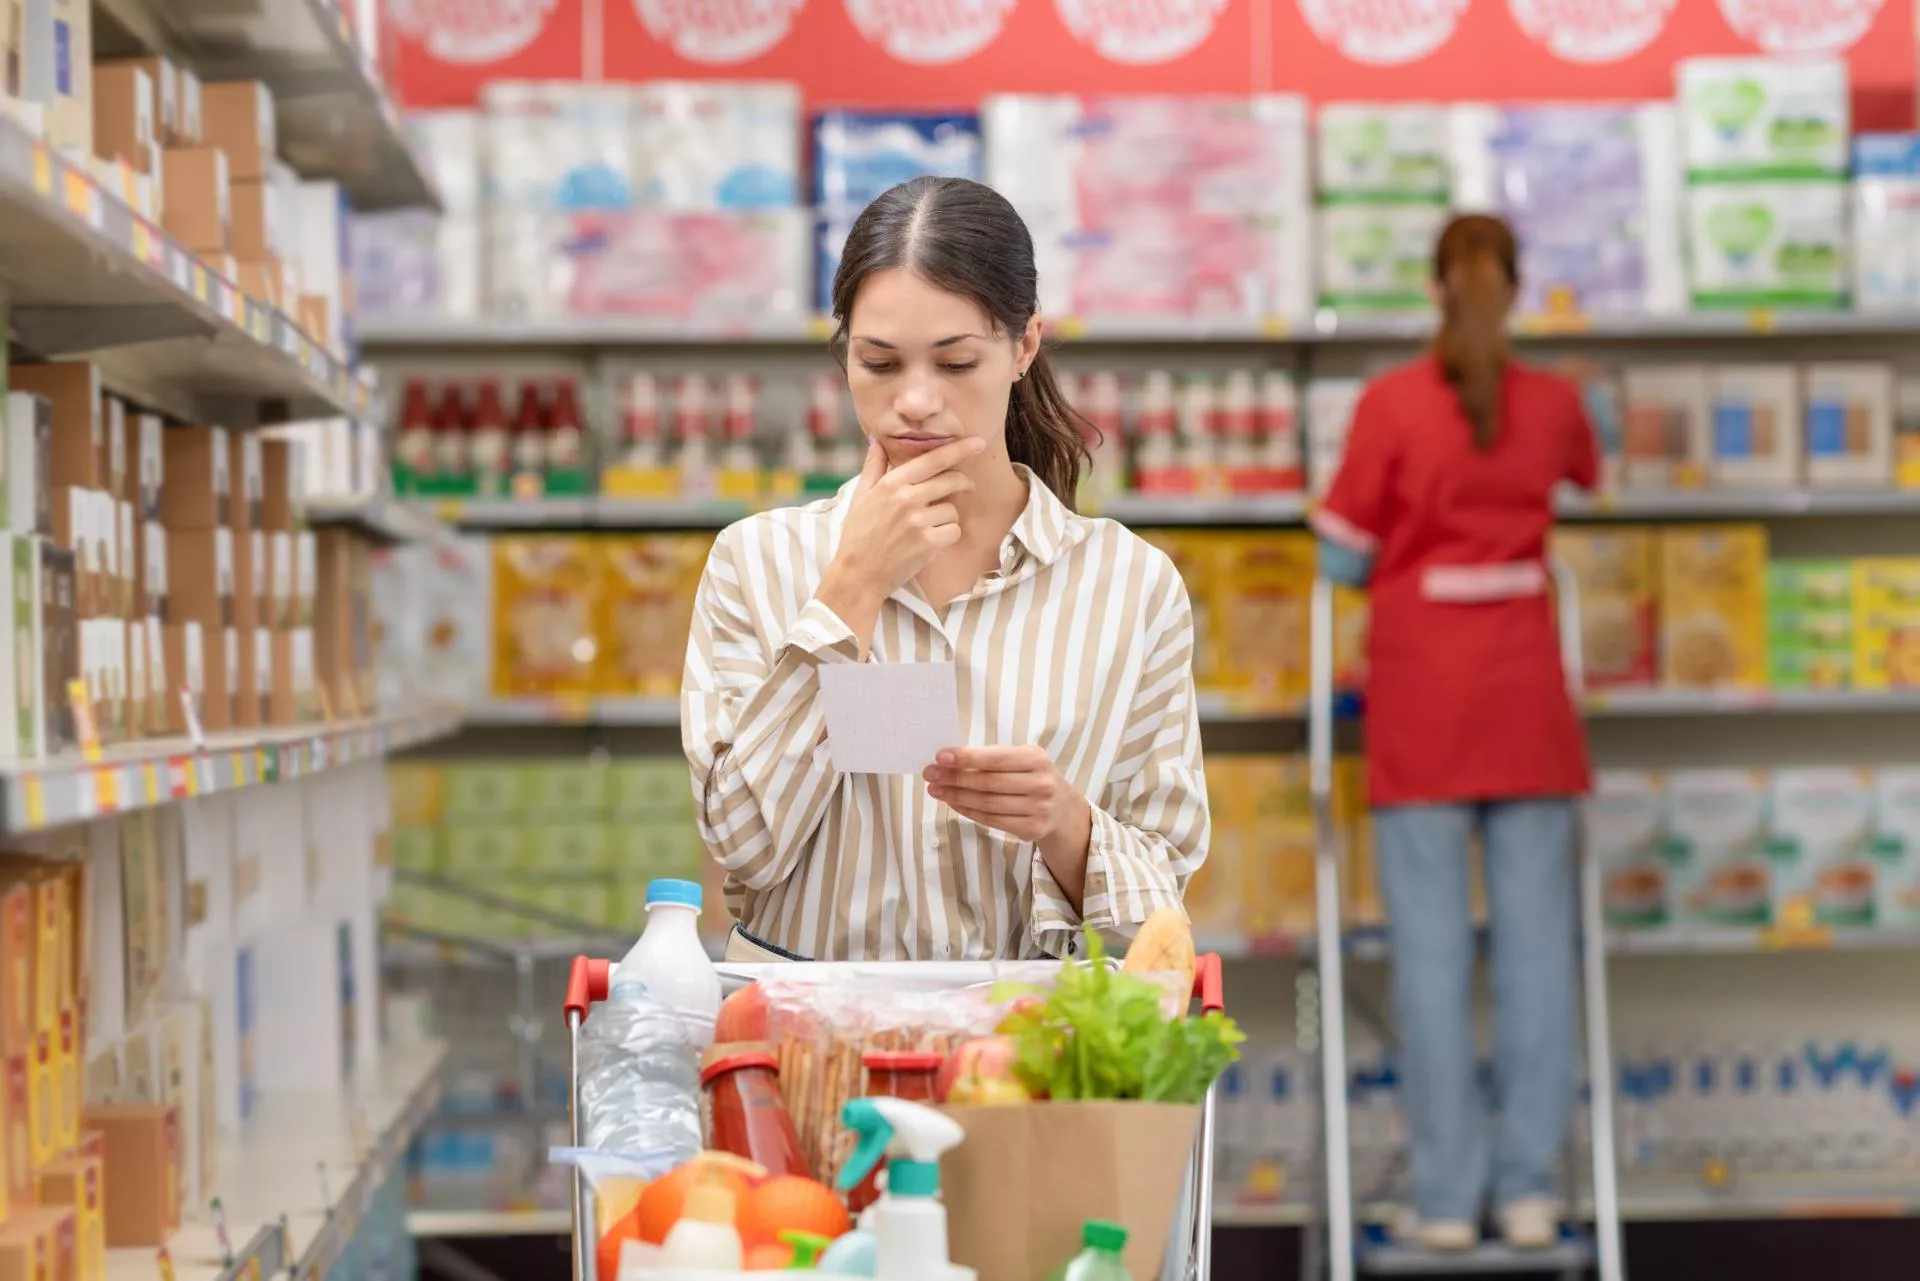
[463, 698, 680, 728]
[1098, 494, 1311, 526]
[407, 1209, 572, 1238]
[91, 0, 437, 211]
[1586, 687, 1920, 716]
[1208, 922, 1920, 961]
[0, 113, 362, 424]
[0, 702, 462, 833]
[1556, 489, 1920, 520]
[104, 1040, 448, 1281]
[360, 308, 1920, 352]
[307, 493, 447, 545]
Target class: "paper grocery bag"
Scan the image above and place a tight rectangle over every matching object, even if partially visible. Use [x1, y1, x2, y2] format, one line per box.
[940, 1101, 1200, 1281]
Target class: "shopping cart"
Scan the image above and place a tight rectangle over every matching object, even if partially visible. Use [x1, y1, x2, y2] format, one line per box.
[1306, 563, 1626, 1280]
[562, 954, 1228, 1281]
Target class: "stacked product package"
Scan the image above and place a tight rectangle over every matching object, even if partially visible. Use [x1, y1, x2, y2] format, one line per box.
[350, 112, 485, 319]
[984, 95, 1313, 322]
[812, 112, 984, 314]
[1852, 133, 1920, 310]
[1315, 105, 1451, 311]
[1449, 104, 1685, 317]
[1678, 58, 1851, 309]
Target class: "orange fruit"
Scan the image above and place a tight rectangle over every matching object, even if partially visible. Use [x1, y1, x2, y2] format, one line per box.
[738, 1175, 851, 1248]
[744, 1243, 794, 1270]
[634, 1157, 761, 1245]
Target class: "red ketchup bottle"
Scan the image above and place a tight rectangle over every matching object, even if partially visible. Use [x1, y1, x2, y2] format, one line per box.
[846, 1051, 943, 1213]
[700, 1049, 811, 1181]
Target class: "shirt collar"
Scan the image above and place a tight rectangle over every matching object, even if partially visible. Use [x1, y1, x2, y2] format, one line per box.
[829, 463, 1082, 571]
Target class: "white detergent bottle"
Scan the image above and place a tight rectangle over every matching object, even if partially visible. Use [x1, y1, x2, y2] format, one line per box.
[658, 1178, 745, 1269]
[618, 879, 722, 1047]
[834, 1098, 975, 1281]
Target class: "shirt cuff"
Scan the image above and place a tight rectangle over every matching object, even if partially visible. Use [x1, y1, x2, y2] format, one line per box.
[779, 598, 863, 665]
[1028, 806, 1151, 958]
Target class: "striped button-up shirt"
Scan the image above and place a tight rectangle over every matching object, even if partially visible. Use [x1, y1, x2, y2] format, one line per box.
[681, 467, 1208, 961]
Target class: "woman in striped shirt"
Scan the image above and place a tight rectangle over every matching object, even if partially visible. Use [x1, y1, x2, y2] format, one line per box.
[681, 176, 1209, 963]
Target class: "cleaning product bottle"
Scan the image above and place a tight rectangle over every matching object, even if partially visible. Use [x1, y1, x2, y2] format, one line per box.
[833, 1098, 976, 1281]
[1047, 1221, 1134, 1281]
[816, 1202, 877, 1276]
[658, 1175, 745, 1269]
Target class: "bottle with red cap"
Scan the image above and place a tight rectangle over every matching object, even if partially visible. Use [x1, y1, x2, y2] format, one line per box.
[1257, 370, 1303, 494]
[470, 378, 512, 499]
[508, 382, 547, 499]
[432, 382, 472, 496]
[394, 379, 437, 495]
[675, 375, 716, 499]
[618, 374, 665, 474]
[1078, 371, 1128, 513]
[718, 373, 761, 498]
[1133, 371, 1182, 494]
[1218, 370, 1259, 496]
[547, 379, 589, 496]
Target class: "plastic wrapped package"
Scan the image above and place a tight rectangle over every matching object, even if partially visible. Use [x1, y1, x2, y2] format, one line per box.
[1676, 57, 1850, 179]
[406, 110, 486, 216]
[1030, 208, 1312, 321]
[1852, 134, 1920, 311]
[1317, 103, 1452, 199]
[483, 81, 638, 213]
[812, 110, 982, 208]
[1316, 202, 1449, 312]
[633, 81, 801, 209]
[1685, 180, 1849, 308]
[349, 211, 483, 318]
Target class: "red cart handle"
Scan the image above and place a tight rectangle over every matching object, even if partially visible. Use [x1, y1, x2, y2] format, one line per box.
[1193, 953, 1224, 1014]
[565, 957, 611, 1022]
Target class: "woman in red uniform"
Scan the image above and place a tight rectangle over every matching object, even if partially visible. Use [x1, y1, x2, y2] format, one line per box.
[1312, 215, 1597, 1253]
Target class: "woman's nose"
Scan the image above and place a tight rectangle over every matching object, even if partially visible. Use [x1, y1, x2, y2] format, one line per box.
[896, 375, 941, 421]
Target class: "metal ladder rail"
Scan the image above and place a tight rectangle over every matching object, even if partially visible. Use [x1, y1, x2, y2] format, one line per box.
[1307, 567, 1627, 1281]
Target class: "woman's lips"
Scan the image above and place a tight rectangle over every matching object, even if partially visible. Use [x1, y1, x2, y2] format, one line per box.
[893, 433, 953, 447]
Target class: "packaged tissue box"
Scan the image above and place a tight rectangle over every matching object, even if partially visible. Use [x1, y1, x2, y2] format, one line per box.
[1851, 134, 1920, 310]
[1677, 58, 1850, 179]
[1034, 208, 1312, 321]
[1686, 181, 1848, 308]
[1318, 202, 1448, 310]
[633, 81, 800, 209]
[1318, 103, 1451, 198]
[1709, 364, 1802, 488]
[1449, 104, 1683, 316]
[812, 111, 982, 209]
[482, 81, 637, 213]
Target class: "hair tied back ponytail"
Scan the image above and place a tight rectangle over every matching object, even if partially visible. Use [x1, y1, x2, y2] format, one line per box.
[1432, 215, 1519, 452]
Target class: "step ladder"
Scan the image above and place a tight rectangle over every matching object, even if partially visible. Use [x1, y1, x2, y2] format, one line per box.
[1306, 565, 1626, 1281]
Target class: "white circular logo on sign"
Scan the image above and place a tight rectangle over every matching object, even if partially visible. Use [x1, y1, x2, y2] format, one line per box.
[635, 0, 807, 62]
[1716, 0, 1883, 51]
[1507, 0, 1675, 61]
[1054, 0, 1228, 63]
[388, 0, 558, 63]
[843, 0, 1017, 63]
[1297, 0, 1469, 64]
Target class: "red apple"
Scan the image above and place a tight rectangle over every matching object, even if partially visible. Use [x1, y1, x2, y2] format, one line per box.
[715, 983, 769, 1043]
[937, 1036, 1016, 1103]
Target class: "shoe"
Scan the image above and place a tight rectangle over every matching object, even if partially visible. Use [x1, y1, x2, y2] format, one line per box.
[1394, 1210, 1478, 1252]
[1500, 1197, 1559, 1250]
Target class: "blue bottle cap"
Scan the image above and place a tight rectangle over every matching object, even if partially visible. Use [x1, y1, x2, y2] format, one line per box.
[646, 878, 703, 909]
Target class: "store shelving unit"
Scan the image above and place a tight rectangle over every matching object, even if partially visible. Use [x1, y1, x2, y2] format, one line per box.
[101, 1040, 449, 1281]
[0, 113, 363, 424]
[308, 493, 449, 545]
[90, 0, 438, 211]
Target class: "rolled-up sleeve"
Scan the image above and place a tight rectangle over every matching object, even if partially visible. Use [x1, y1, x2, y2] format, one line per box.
[1030, 564, 1208, 957]
[681, 525, 856, 892]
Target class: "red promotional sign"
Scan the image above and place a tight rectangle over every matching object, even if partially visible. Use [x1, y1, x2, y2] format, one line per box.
[389, 0, 1913, 130]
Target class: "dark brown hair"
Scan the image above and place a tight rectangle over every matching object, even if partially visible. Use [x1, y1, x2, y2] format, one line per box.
[1432, 214, 1519, 451]
[830, 176, 1090, 508]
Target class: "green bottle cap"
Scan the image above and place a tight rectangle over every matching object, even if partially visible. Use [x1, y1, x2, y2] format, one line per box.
[1084, 1220, 1128, 1253]
[781, 1230, 831, 1268]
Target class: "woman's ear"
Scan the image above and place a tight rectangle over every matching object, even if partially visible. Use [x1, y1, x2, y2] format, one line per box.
[1017, 313, 1044, 378]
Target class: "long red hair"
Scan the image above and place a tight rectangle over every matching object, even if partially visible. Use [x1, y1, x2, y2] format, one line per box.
[1431, 215, 1518, 451]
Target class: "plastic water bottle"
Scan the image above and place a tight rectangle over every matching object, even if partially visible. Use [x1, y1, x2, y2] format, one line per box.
[1049, 1221, 1134, 1281]
[618, 879, 722, 1046]
[575, 879, 719, 1159]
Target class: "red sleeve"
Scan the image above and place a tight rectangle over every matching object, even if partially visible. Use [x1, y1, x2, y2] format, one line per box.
[1564, 381, 1600, 492]
[1313, 382, 1395, 555]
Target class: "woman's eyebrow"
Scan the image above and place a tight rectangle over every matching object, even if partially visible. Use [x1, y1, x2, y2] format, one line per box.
[850, 334, 987, 349]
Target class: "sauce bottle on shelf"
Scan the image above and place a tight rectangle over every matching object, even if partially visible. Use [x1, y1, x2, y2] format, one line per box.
[1079, 370, 1128, 512]
[701, 1047, 811, 1179]
[720, 373, 762, 483]
[510, 381, 548, 497]
[393, 379, 437, 495]
[432, 383, 471, 495]
[547, 379, 588, 495]
[1133, 370, 1180, 494]
[620, 374, 666, 470]
[1218, 369, 1258, 495]
[1178, 374, 1218, 494]
[675, 374, 716, 499]
[1257, 370, 1303, 495]
[469, 379, 512, 500]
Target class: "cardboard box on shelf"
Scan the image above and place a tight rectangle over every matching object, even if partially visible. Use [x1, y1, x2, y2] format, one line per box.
[228, 180, 287, 263]
[0, 536, 42, 761]
[113, 501, 133, 619]
[1658, 526, 1769, 689]
[0, 884, 28, 1058]
[159, 427, 229, 531]
[53, 1007, 78, 1157]
[160, 623, 203, 737]
[84, 1103, 180, 1246]
[229, 432, 261, 533]
[267, 531, 293, 629]
[176, 69, 202, 146]
[1708, 364, 1802, 489]
[259, 439, 295, 531]
[1210, 534, 1313, 712]
[143, 523, 166, 624]
[90, 64, 152, 172]
[158, 146, 229, 254]
[199, 81, 275, 180]
[1553, 527, 1659, 689]
[0, 1213, 52, 1281]
[38, 545, 77, 758]
[2, 1055, 25, 1206]
[6, 392, 52, 538]
[44, 0, 90, 157]
[35, 1154, 103, 1281]
[128, 414, 161, 522]
[164, 527, 233, 633]
[595, 535, 711, 699]
[233, 626, 260, 727]
[1622, 365, 1710, 490]
[1851, 557, 1920, 689]
[295, 531, 315, 627]
[96, 57, 177, 146]
[1768, 767, 1875, 929]
[8, 362, 101, 492]
[1805, 362, 1894, 489]
[491, 538, 599, 698]
[26, 1026, 56, 1170]
[1767, 559, 1854, 690]
[1667, 768, 1770, 927]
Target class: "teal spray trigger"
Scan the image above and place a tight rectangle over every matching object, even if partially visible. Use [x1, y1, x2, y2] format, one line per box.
[827, 1098, 975, 1281]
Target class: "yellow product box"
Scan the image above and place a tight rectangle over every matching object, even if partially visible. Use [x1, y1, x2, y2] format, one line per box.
[28, 1026, 57, 1170]
[1335, 756, 1381, 927]
[491, 538, 600, 698]
[35, 1154, 104, 1281]
[0, 871, 65, 1042]
[1333, 585, 1369, 692]
[1851, 558, 1920, 688]
[1241, 756, 1316, 940]
[1551, 526, 1660, 688]
[1137, 531, 1219, 698]
[1188, 759, 1246, 941]
[3, 1056, 27, 1208]
[1209, 534, 1313, 712]
[1658, 526, 1769, 689]
[597, 535, 713, 698]
[386, 762, 444, 828]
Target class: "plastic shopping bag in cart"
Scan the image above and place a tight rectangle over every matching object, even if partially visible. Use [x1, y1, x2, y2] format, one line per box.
[549, 1147, 682, 1280]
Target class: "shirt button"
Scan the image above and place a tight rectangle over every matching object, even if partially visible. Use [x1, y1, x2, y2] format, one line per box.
[1067, 937, 1079, 957]
[942, 944, 952, 958]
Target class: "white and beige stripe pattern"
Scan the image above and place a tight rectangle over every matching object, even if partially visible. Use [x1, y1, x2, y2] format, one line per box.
[681, 466, 1208, 961]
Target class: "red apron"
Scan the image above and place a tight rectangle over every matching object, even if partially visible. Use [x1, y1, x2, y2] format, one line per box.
[1313, 357, 1597, 808]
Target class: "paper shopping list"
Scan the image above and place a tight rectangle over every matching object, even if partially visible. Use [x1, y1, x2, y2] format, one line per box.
[818, 661, 961, 775]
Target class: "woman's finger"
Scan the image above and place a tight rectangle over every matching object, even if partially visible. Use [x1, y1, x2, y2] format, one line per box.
[922, 503, 960, 529]
[923, 767, 1042, 795]
[928, 785, 1030, 817]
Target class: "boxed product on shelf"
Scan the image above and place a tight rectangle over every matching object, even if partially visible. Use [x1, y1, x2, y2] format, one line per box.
[1666, 767, 1769, 926]
[1209, 534, 1312, 710]
[633, 81, 801, 209]
[1317, 103, 1451, 199]
[490, 538, 597, 698]
[1871, 768, 1920, 927]
[1851, 134, 1920, 311]
[1589, 770, 1669, 928]
[1676, 57, 1850, 179]
[1315, 201, 1448, 312]
[1767, 559, 1853, 689]
[1768, 767, 1875, 927]
[1803, 361, 1894, 488]
[1552, 527, 1659, 688]
[1659, 525, 1768, 688]
[43, 0, 90, 158]
[1622, 364, 1710, 490]
[1685, 180, 1849, 309]
[1449, 103, 1684, 317]
[159, 145, 231, 254]
[1850, 557, 1920, 688]
[596, 534, 712, 698]
[1709, 364, 1802, 487]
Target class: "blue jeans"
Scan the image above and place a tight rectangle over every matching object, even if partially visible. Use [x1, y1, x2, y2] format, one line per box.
[1374, 799, 1578, 1222]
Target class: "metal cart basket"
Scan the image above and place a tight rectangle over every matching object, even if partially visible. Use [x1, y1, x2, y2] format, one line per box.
[562, 953, 1228, 1281]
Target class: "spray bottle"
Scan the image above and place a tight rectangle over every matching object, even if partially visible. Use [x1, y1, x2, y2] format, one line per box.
[829, 1098, 976, 1281]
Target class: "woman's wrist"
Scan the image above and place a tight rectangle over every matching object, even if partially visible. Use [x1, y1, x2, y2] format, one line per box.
[815, 563, 885, 654]
[1037, 793, 1095, 912]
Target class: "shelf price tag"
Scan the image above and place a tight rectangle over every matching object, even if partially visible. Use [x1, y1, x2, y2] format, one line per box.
[94, 768, 118, 814]
[142, 764, 160, 805]
[131, 220, 151, 264]
[61, 171, 98, 228]
[23, 776, 45, 828]
[30, 145, 51, 196]
[68, 680, 102, 763]
[1747, 308, 1779, 334]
